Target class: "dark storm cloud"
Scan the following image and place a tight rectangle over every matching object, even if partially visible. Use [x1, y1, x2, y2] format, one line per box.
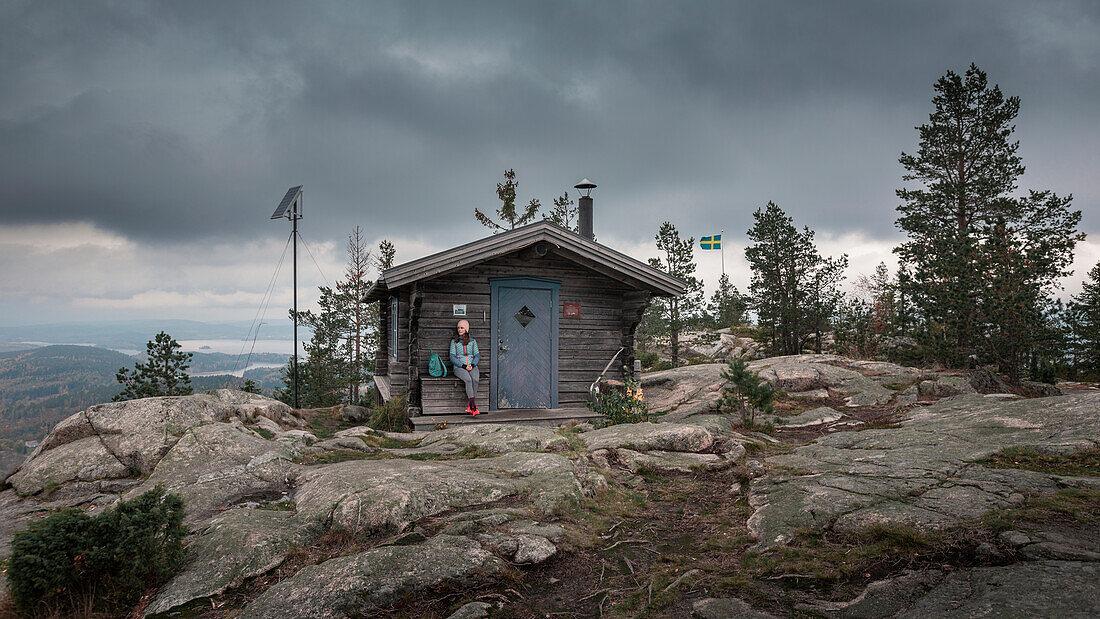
[1, 0, 1098, 246]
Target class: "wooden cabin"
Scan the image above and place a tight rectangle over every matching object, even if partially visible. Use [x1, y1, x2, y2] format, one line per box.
[365, 216, 686, 430]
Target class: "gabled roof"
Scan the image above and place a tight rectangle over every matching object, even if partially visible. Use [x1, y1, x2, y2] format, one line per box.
[364, 221, 687, 301]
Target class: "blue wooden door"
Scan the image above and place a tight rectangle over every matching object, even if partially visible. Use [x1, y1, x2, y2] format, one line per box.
[491, 278, 559, 409]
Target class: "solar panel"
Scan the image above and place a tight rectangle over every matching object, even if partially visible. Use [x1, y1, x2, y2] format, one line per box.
[270, 185, 303, 219]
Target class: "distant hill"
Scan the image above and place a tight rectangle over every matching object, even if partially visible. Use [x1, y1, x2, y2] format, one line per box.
[0, 345, 290, 478]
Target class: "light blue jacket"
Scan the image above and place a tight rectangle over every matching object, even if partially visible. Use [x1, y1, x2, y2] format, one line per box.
[449, 338, 480, 369]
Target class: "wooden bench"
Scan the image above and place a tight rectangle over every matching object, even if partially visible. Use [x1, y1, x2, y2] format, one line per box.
[421, 374, 490, 416]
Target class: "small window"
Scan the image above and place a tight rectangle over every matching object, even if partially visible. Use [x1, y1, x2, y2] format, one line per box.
[389, 296, 398, 361]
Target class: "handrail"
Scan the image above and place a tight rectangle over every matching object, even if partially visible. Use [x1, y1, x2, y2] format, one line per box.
[589, 346, 626, 393]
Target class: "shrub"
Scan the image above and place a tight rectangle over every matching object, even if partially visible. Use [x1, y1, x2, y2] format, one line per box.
[368, 397, 410, 432]
[638, 350, 660, 369]
[8, 486, 186, 616]
[588, 379, 650, 426]
[718, 358, 775, 426]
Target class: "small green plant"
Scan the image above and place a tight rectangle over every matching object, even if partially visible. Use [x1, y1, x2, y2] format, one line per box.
[718, 358, 775, 425]
[638, 350, 661, 369]
[588, 379, 650, 427]
[254, 427, 275, 440]
[368, 397, 410, 432]
[7, 486, 186, 616]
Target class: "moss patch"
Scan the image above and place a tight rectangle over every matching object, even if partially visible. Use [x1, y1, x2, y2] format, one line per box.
[977, 446, 1100, 477]
[982, 487, 1100, 531]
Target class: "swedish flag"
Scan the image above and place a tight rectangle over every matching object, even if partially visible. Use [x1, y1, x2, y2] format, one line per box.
[700, 234, 722, 250]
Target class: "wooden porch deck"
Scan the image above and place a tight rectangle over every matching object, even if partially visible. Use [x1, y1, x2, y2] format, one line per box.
[411, 406, 602, 431]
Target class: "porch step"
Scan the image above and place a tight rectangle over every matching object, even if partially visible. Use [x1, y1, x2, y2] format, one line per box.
[412, 407, 603, 430]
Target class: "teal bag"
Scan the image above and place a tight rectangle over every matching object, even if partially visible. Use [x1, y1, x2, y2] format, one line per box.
[428, 349, 448, 377]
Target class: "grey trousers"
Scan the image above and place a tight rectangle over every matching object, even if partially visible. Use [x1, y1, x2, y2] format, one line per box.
[453, 365, 479, 399]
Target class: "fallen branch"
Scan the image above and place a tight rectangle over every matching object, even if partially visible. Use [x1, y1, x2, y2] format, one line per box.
[661, 569, 701, 594]
[601, 538, 648, 551]
[623, 556, 635, 575]
[578, 587, 612, 602]
[601, 520, 625, 538]
[765, 573, 815, 580]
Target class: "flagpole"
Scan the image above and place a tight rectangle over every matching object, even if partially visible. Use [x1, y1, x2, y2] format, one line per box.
[720, 228, 725, 278]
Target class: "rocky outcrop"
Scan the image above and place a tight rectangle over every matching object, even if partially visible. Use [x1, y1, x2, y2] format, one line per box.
[680, 330, 763, 361]
[145, 509, 320, 616]
[3, 362, 1093, 617]
[0, 389, 749, 616]
[7, 390, 302, 496]
[238, 535, 505, 619]
[747, 392, 1100, 549]
[415, 423, 569, 454]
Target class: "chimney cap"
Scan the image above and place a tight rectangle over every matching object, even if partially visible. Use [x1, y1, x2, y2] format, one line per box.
[573, 178, 597, 191]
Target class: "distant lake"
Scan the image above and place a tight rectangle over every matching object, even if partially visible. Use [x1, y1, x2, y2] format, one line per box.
[190, 362, 286, 377]
[177, 339, 302, 355]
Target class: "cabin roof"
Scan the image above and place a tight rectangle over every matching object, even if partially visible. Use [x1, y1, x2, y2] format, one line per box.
[364, 220, 688, 301]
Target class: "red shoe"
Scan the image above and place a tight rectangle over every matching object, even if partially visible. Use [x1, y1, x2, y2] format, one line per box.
[471, 403, 480, 415]
[466, 403, 478, 416]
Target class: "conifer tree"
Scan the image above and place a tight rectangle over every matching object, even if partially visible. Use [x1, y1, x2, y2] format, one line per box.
[543, 192, 579, 233]
[647, 222, 704, 365]
[895, 63, 1081, 371]
[745, 202, 847, 355]
[707, 273, 747, 329]
[475, 169, 542, 232]
[276, 286, 349, 408]
[113, 332, 193, 401]
[276, 235, 397, 408]
[1069, 262, 1100, 377]
[337, 227, 371, 402]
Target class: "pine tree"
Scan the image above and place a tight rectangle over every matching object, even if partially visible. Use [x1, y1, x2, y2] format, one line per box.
[337, 227, 371, 402]
[647, 222, 704, 365]
[707, 273, 747, 329]
[474, 169, 542, 232]
[113, 332, 193, 401]
[1068, 262, 1100, 377]
[276, 286, 349, 408]
[374, 240, 396, 272]
[718, 358, 775, 426]
[543, 192, 579, 233]
[895, 63, 1081, 372]
[240, 379, 261, 394]
[744, 202, 847, 355]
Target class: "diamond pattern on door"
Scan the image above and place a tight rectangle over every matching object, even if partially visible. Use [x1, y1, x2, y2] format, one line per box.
[514, 305, 535, 327]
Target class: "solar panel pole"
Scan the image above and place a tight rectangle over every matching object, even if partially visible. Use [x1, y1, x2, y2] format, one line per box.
[292, 198, 299, 409]
[271, 186, 304, 409]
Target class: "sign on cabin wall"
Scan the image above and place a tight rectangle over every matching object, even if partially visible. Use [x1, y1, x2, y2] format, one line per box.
[563, 302, 581, 318]
[453, 304, 467, 316]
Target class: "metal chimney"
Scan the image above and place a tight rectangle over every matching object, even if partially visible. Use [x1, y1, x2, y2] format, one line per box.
[574, 178, 597, 240]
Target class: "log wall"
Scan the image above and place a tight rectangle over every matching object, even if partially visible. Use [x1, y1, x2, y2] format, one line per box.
[416, 251, 629, 408]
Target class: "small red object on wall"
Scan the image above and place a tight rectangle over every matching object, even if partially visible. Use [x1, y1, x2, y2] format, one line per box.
[563, 302, 582, 318]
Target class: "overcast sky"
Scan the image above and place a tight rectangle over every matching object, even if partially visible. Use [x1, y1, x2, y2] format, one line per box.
[2, 1, 1098, 328]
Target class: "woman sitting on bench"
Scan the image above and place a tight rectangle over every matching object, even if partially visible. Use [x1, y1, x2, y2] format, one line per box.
[450, 319, 481, 415]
